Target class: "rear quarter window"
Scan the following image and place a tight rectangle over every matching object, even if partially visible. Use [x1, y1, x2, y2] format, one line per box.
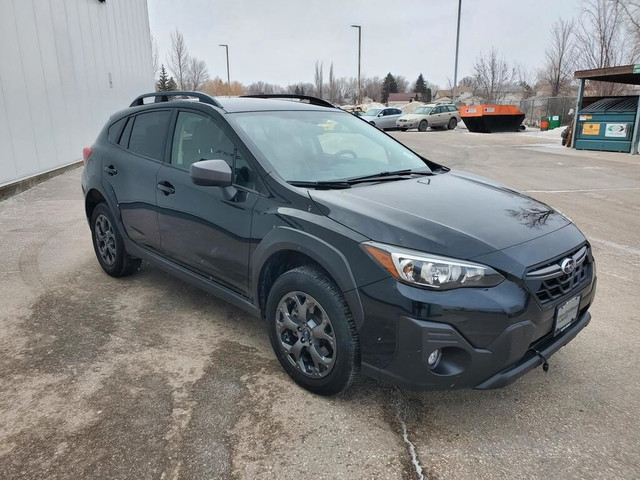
[108, 117, 127, 143]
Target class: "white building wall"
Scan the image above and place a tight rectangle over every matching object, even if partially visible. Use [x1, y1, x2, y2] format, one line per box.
[0, 0, 154, 186]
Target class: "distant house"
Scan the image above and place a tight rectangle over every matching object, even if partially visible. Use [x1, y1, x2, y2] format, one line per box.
[434, 87, 473, 104]
[387, 92, 420, 106]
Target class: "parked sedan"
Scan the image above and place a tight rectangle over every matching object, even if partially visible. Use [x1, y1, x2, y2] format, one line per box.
[362, 107, 403, 130]
[396, 104, 461, 131]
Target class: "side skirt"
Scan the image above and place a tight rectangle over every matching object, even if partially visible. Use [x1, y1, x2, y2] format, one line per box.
[124, 239, 262, 318]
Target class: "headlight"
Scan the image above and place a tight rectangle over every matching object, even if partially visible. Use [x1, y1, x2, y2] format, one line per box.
[362, 242, 504, 290]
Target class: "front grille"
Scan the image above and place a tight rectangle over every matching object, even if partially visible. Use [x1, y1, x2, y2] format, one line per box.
[525, 245, 591, 304]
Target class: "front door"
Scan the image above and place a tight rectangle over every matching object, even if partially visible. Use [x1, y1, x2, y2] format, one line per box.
[156, 110, 259, 295]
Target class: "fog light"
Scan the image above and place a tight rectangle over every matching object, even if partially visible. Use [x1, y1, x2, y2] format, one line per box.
[427, 349, 441, 368]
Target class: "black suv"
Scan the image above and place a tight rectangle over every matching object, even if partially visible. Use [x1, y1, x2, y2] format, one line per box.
[82, 92, 596, 395]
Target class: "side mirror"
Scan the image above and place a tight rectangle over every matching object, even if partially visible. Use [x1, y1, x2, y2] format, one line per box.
[190, 159, 232, 187]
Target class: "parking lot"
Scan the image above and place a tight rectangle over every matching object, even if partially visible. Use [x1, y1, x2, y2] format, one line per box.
[1, 128, 639, 479]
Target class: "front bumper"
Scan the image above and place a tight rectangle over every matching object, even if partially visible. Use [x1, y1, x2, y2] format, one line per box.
[357, 273, 596, 391]
[396, 121, 416, 129]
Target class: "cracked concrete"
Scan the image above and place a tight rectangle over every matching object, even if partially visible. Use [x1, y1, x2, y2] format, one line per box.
[1, 130, 639, 479]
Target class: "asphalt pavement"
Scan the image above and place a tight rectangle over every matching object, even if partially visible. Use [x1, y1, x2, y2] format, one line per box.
[1, 127, 638, 479]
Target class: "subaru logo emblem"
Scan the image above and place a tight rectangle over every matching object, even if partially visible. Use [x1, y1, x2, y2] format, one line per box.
[561, 258, 576, 275]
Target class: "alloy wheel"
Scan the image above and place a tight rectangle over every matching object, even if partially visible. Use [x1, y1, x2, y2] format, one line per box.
[95, 214, 117, 266]
[275, 292, 337, 378]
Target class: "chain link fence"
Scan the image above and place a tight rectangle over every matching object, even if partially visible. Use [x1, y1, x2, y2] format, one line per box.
[518, 96, 577, 127]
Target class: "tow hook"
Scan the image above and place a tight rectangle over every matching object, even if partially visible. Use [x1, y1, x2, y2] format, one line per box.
[531, 348, 550, 372]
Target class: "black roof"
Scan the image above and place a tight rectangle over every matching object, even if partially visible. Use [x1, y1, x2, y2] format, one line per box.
[215, 97, 336, 113]
[125, 92, 338, 115]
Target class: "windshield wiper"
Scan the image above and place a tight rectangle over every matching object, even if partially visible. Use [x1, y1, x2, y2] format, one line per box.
[345, 168, 433, 184]
[288, 180, 352, 189]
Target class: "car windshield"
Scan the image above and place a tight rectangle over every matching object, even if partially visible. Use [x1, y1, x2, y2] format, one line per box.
[362, 109, 381, 116]
[230, 110, 431, 183]
[414, 107, 433, 114]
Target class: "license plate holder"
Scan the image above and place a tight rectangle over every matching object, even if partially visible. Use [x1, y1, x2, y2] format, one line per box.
[554, 294, 581, 335]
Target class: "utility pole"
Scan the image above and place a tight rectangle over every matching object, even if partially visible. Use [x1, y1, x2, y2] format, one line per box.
[351, 25, 361, 105]
[219, 44, 230, 97]
[452, 0, 462, 105]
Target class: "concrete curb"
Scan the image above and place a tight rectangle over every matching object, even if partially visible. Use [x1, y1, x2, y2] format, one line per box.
[0, 161, 83, 201]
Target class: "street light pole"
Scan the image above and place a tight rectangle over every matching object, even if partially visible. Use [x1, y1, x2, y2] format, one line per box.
[452, 0, 462, 105]
[351, 25, 361, 105]
[219, 44, 230, 97]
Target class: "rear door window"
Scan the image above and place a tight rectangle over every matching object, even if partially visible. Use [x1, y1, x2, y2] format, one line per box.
[128, 111, 172, 161]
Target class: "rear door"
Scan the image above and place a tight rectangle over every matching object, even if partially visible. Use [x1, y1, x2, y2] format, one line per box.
[429, 106, 445, 126]
[156, 109, 260, 295]
[101, 110, 171, 252]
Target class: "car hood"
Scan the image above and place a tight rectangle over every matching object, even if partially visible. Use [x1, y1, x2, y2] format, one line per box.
[309, 171, 571, 259]
[399, 114, 425, 121]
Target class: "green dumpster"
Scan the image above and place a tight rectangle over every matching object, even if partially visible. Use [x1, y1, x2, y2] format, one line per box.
[548, 115, 562, 130]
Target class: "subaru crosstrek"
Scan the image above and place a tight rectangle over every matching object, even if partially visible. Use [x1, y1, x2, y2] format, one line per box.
[81, 92, 596, 395]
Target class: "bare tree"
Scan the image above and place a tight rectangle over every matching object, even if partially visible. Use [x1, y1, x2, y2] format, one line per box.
[574, 0, 630, 95]
[395, 75, 409, 93]
[328, 62, 337, 103]
[362, 76, 382, 102]
[167, 29, 190, 90]
[335, 77, 357, 104]
[201, 78, 245, 96]
[459, 76, 474, 88]
[151, 35, 159, 78]
[611, 0, 640, 60]
[245, 81, 286, 95]
[185, 58, 209, 91]
[471, 49, 517, 103]
[516, 65, 537, 98]
[314, 61, 324, 98]
[539, 18, 575, 96]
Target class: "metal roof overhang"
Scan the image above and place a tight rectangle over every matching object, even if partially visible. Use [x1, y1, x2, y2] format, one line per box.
[574, 64, 640, 85]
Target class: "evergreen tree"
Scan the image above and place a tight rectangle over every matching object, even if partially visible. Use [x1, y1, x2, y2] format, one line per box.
[167, 77, 178, 91]
[414, 73, 429, 101]
[381, 73, 398, 103]
[156, 64, 170, 91]
[294, 85, 301, 95]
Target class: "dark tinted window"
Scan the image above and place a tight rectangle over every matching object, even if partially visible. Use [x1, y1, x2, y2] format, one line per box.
[394, 109, 402, 115]
[128, 111, 172, 160]
[108, 117, 126, 143]
[118, 117, 134, 148]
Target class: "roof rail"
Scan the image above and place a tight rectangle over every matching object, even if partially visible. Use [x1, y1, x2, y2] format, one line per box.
[129, 91, 222, 108]
[241, 94, 336, 109]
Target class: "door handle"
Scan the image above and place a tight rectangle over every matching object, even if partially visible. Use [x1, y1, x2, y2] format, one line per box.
[157, 181, 175, 195]
[104, 165, 118, 176]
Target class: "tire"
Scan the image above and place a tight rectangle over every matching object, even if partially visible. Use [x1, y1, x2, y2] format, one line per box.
[448, 117, 457, 130]
[266, 266, 359, 395]
[90, 203, 141, 277]
[400, 128, 408, 132]
[418, 120, 428, 132]
[369, 121, 376, 127]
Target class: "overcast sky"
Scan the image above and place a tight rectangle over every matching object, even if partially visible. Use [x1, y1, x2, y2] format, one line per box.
[148, 0, 582, 88]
